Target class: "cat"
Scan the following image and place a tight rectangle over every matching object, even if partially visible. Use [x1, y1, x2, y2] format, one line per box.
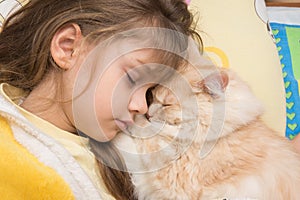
[112, 64, 300, 200]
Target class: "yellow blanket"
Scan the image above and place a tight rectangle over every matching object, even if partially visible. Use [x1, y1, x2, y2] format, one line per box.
[0, 116, 74, 199]
[0, 85, 102, 199]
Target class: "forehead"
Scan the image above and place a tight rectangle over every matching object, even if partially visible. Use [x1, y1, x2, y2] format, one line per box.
[122, 49, 157, 64]
[124, 49, 177, 79]
[121, 48, 175, 65]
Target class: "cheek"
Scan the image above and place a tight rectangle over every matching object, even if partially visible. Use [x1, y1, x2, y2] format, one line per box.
[94, 78, 131, 120]
[94, 91, 110, 118]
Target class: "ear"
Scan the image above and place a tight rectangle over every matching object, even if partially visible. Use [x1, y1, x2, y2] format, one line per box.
[50, 23, 82, 70]
[199, 70, 229, 98]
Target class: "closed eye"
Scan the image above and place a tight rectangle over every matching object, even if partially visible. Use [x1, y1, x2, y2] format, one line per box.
[126, 72, 136, 85]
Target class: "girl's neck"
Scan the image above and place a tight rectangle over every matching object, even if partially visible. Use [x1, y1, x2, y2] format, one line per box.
[20, 72, 76, 134]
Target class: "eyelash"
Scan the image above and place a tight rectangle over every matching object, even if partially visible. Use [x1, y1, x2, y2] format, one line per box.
[126, 72, 136, 85]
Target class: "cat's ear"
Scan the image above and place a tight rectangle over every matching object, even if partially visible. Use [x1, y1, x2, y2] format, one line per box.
[199, 70, 229, 98]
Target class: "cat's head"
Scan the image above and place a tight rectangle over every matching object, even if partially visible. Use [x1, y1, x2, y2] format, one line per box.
[147, 65, 264, 142]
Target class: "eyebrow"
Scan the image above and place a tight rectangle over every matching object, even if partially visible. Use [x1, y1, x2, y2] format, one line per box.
[129, 57, 153, 74]
[136, 58, 145, 65]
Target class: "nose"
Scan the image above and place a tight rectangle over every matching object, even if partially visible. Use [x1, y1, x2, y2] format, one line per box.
[128, 86, 149, 115]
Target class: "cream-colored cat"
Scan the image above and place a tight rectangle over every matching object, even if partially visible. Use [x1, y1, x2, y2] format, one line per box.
[113, 64, 300, 200]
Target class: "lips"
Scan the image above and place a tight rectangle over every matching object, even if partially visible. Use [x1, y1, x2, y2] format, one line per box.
[115, 119, 133, 131]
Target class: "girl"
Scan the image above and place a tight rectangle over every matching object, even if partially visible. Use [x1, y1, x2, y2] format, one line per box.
[0, 0, 201, 199]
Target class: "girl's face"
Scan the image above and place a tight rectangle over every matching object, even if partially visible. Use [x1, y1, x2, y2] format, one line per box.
[72, 46, 169, 142]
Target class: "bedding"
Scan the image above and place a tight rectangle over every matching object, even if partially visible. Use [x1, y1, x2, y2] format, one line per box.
[0, 0, 28, 31]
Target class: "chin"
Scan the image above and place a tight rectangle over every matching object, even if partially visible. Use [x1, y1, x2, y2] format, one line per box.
[100, 129, 118, 142]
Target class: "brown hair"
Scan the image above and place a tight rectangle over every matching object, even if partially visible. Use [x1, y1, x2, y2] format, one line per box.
[0, 0, 201, 199]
